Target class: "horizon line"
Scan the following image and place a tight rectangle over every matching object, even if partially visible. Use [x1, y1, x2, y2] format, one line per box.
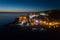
[0, 10, 40, 12]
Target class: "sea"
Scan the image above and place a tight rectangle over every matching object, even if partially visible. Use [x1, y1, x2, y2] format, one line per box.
[0, 12, 28, 28]
[0, 12, 59, 39]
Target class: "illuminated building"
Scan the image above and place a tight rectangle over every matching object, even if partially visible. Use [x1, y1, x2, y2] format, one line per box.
[13, 10, 60, 31]
[18, 15, 28, 22]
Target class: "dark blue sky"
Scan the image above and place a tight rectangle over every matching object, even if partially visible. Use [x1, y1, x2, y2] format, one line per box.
[0, 0, 60, 11]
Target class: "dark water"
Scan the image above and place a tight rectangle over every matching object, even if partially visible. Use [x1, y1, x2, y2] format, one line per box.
[0, 13, 27, 28]
[0, 13, 60, 39]
[0, 13, 27, 33]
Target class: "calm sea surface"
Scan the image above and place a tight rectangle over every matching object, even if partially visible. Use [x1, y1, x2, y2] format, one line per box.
[0, 12, 30, 30]
[0, 13, 59, 39]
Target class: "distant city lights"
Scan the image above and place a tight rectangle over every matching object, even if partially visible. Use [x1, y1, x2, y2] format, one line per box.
[15, 12, 60, 31]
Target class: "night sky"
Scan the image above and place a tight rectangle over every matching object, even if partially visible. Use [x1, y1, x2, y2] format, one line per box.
[0, 0, 60, 11]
